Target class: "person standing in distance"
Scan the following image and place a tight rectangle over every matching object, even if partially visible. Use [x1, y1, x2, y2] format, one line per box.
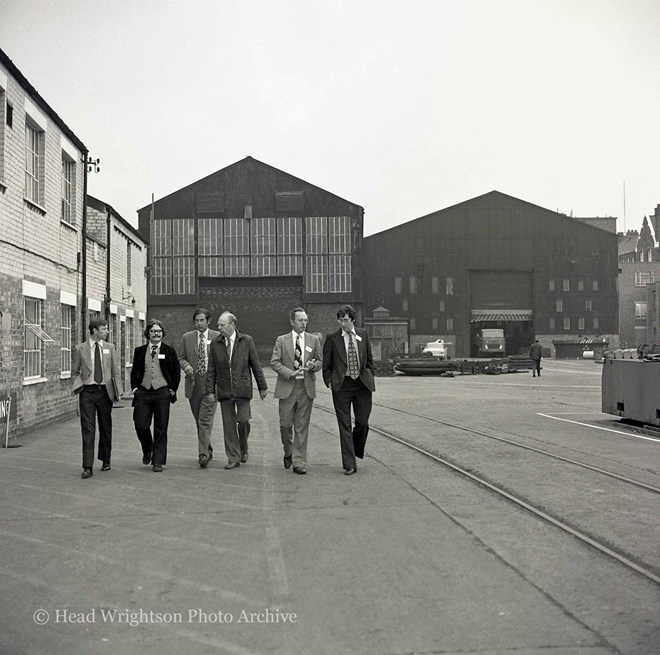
[322, 304, 376, 475]
[71, 318, 122, 479]
[130, 319, 181, 472]
[179, 308, 220, 468]
[529, 339, 543, 377]
[206, 312, 268, 470]
[271, 307, 323, 475]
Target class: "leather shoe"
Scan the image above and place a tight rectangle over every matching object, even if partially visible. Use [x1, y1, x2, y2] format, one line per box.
[224, 462, 240, 470]
[152, 464, 163, 472]
[142, 451, 152, 465]
[293, 466, 307, 475]
[240, 452, 248, 463]
[101, 461, 111, 471]
[283, 455, 292, 469]
[343, 467, 356, 476]
[81, 468, 93, 479]
[198, 454, 209, 469]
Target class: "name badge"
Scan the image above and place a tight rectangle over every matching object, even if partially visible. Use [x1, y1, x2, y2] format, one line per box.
[305, 346, 313, 353]
[158, 354, 166, 360]
[103, 349, 110, 354]
[355, 334, 362, 342]
[206, 340, 212, 345]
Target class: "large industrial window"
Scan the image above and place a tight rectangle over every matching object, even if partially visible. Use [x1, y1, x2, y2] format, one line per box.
[251, 218, 276, 276]
[199, 218, 223, 277]
[635, 302, 647, 319]
[224, 218, 250, 277]
[61, 153, 75, 225]
[60, 305, 73, 375]
[305, 216, 351, 293]
[25, 121, 44, 205]
[635, 271, 654, 286]
[152, 219, 194, 293]
[277, 216, 303, 275]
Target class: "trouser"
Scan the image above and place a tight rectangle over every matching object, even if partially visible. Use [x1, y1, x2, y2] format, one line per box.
[331, 377, 372, 470]
[532, 360, 541, 376]
[279, 380, 314, 468]
[133, 387, 171, 466]
[80, 385, 113, 468]
[189, 375, 217, 457]
[220, 398, 251, 464]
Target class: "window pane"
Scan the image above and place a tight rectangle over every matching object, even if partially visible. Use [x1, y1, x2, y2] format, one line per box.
[251, 218, 276, 255]
[328, 255, 351, 292]
[277, 217, 302, 254]
[328, 216, 351, 254]
[224, 218, 249, 255]
[225, 257, 250, 276]
[172, 219, 194, 255]
[199, 219, 223, 255]
[199, 257, 223, 277]
[306, 217, 327, 254]
[152, 220, 172, 256]
[305, 255, 328, 292]
[252, 256, 277, 276]
[277, 255, 302, 276]
[172, 256, 195, 293]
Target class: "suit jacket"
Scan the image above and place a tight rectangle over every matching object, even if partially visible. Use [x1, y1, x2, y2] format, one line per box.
[322, 327, 376, 393]
[206, 331, 268, 400]
[529, 342, 543, 361]
[271, 331, 323, 400]
[178, 328, 221, 398]
[71, 340, 122, 402]
[130, 342, 181, 403]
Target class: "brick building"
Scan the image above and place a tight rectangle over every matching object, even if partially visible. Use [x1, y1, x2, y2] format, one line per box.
[137, 156, 364, 358]
[363, 191, 619, 358]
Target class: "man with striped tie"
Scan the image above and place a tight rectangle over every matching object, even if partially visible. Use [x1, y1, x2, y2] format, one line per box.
[271, 308, 323, 475]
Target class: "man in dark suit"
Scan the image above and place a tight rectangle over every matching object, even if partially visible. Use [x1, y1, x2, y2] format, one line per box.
[529, 339, 543, 377]
[130, 319, 180, 472]
[206, 311, 268, 470]
[71, 318, 122, 479]
[178, 308, 220, 468]
[322, 304, 376, 475]
[271, 307, 323, 475]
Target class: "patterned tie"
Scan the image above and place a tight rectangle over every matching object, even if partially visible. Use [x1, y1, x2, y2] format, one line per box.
[94, 342, 103, 383]
[225, 337, 232, 361]
[196, 333, 206, 376]
[294, 334, 302, 370]
[151, 345, 157, 359]
[347, 333, 360, 379]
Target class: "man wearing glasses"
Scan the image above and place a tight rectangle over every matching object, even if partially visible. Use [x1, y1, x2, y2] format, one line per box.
[130, 319, 181, 472]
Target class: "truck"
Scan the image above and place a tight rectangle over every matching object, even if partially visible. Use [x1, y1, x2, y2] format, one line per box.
[477, 328, 506, 357]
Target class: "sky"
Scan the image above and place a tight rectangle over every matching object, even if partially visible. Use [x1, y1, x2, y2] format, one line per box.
[1, 0, 659, 236]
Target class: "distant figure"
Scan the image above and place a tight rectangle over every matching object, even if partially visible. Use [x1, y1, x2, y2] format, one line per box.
[529, 339, 543, 377]
[206, 312, 268, 470]
[271, 307, 323, 475]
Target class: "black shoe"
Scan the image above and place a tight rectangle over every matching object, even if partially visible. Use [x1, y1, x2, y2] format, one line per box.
[293, 466, 307, 475]
[224, 462, 240, 470]
[142, 451, 152, 465]
[81, 468, 93, 479]
[240, 452, 248, 463]
[343, 467, 356, 476]
[198, 454, 209, 469]
[101, 461, 111, 472]
[208, 449, 213, 461]
[152, 464, 163, 472]
[283, 455, 292, 469]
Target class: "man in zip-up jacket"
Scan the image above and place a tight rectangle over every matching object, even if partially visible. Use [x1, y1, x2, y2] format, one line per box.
[206, 312, 268, 469]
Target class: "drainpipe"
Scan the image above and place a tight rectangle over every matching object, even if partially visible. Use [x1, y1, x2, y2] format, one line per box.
[105, 205, 111, 322]
[81, 149, 88, 342]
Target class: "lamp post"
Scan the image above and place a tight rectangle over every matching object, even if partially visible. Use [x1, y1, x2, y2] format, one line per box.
[81, 154, 100, 341]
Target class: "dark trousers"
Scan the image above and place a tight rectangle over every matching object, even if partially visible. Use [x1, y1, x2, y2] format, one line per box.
[79, 385, 113, 468]
[532, 359, 541, 376]
[219, 398, 251, 464]
[331, 377, 372, 470]
[189, 375, 216, 457]
[133, 387, 171, 466]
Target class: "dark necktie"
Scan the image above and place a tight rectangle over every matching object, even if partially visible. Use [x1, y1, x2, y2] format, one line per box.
[94, 342, 103, 383]
[151, 345, 157, 359]
[196, 334, 206, 376]
[294, 335, 302, 370]
[225, 337, 232, 361]
[347, 333, 359, 379]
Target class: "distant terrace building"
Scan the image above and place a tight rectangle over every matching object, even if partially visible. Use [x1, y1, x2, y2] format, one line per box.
[137, 156, 364, 356]
[363, 191, 619, 358]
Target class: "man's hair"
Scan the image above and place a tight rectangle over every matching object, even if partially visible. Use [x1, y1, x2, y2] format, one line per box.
[219, 311, 237, 326]
[289, 307, 307, 321]
[336, 304, 357, 321]
[144, 319, 167, 338]
[88, 318, 108, 335]
[192, 307, 211, 321]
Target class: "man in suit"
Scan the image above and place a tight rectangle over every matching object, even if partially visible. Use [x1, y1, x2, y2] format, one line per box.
[178, 308, 220, 468]
[322, 304, 376, 475]
[206, 311, 268, 470]
[71, 318, 122, 479]
[271, 307, 323, 475]
[130, 319, 181, 472]
[529, 339, 543, 377]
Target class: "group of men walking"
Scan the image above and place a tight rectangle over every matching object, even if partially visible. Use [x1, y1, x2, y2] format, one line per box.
[72, 305, 375, 479]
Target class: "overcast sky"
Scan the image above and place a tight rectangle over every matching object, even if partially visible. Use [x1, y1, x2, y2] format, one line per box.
[2, 0, 658, 236]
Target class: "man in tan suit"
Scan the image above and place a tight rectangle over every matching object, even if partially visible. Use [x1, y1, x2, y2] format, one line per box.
[178, 308, 220, 468]
[71, 318, 122, 479]
[271, 308, 323, 475]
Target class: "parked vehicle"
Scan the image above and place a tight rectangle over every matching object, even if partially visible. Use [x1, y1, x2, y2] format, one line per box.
[422, 339, 449, 359]
[477, 329, 505, 357]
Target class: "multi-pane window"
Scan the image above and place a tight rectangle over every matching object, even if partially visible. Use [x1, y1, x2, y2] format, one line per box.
[173, 257, 195, 294]
[199, 218, 223, 277]
[24, 298, 43, 379]
[635, 302, 648, 319]
[110, 314, 118, 346]
[151, 219, 194, 293]
[277, 217, 303, 275]
[251, 218, 276, 276]
[556, 299, 563, 312]
[126, 241, 132, 286]
[25, 122, 43, 204]
[225, 218, 250, 277]
[61, 154, 75, 225]
[305, 216, 351, 293]
[446, 277, 454, 295]
[126, 317, 134, 365]
[61, 305, 73, 374]
[635, 271, 654, 286]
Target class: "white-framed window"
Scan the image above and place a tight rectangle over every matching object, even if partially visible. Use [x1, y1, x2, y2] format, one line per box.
[24, 297, 44, 379]
[251, 217, 277, 276]
[640, 250, 645, 263]
[60, 305, 73, 375]
[305, 216, 351, 293]
[563, 279, 570, 291]
[556, 299, 563, 312]
[25, 120, 44, 204]
[548, 279, 555, 292]
[578, 317, 585, 331]
[151, 218, 195, 293]
[305, 254, 328, 293]
[563, 317, 571, 330]
[172, 256, 195, 293]
[446, 277, 454, 295]
[394, 277, 402, 294]
[439, 300, 445, 312]
[635, 271, 654, 287]
[61, 153, 75, 225]
[276, 216, 302, 275]
[635, 302, 647, 319]
[328, 255, 351, 292]
[585, 300, 592, 311]
[446, 317, 453, 331]
[224, 218, 250, 277]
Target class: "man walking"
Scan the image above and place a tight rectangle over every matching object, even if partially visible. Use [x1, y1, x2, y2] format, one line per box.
[71, 318, 122, 479]
[206, 312, 268, 470]
[529, 339, 543, 377]
[271, 307, 323, 475]
[322, 305, 376, 475]
[130, 319, 180, 472]
[179, 308, 220, 468]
